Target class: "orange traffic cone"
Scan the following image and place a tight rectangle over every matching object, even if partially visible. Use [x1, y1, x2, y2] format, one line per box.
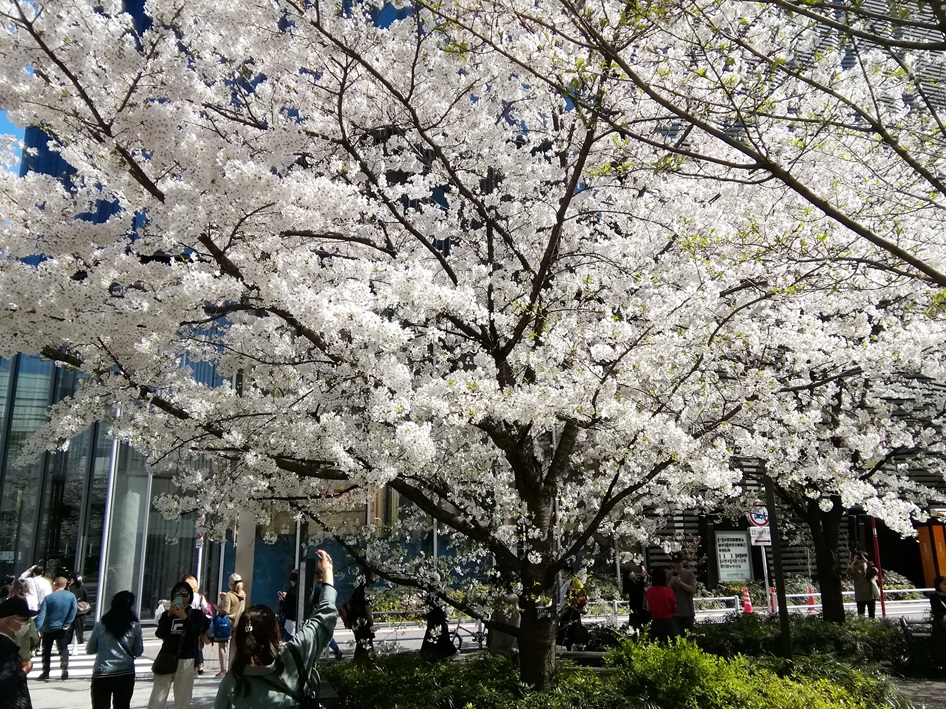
[807, 585, 817, 612]
[742, 587, 753, 613]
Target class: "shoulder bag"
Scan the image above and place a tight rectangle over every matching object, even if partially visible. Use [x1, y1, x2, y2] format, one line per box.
[255, 644, 321, 709]
[152, 619, 186, 675]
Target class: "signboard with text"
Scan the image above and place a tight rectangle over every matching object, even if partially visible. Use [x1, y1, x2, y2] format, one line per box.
[716, 531, 752, 582]
[749, 527, 772, 546]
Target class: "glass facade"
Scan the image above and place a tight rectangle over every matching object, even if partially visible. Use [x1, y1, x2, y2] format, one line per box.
[0, 354, 227, 618]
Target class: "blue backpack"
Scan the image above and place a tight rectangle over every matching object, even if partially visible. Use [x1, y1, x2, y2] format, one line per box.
[213, 612, 232, 641]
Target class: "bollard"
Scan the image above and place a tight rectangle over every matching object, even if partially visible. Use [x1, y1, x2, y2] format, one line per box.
[769, 586, 777, 613]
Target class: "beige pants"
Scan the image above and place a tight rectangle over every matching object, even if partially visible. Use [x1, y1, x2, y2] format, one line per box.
[147, 658, 196, 709]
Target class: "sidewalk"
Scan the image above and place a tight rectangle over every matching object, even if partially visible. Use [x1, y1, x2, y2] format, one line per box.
[28, 674, 224, 709]
[893, 678, 946, 709]
[25, 674, 946, 709]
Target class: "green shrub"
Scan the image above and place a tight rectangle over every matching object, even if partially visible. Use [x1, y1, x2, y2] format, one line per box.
[584, 621, 633, 651]
[323, 642, 898, 709]
[607, 639, 869, 709]
[752, 655, 911, 707]
[692, 612, 908, 667]
[322, 653, 525, 709]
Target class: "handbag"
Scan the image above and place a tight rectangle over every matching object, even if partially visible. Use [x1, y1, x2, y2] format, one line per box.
[76, 600, 91, 615]
[151, 650, 178, 675]
[152, 617, 187, 675]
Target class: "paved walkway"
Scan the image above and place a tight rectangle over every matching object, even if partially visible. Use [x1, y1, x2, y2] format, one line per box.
[894, 678, 946, 709]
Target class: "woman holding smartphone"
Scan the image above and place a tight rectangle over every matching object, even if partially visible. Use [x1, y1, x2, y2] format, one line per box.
[214, 549, 338, 709]
[148, 580, 209, 709]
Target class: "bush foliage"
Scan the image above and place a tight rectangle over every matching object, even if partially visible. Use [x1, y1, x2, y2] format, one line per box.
[691, 613, 908, 667]
[321, 639, 906, 709]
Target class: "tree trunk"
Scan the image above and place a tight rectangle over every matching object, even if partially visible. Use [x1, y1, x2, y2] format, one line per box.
[806, 496, 846, 623]
[516, 602, 557, 690]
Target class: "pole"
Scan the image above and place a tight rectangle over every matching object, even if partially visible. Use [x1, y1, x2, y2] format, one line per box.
[870, 516, 887, 617]
[764, 475, 793, 661]
[761, 546, 770, 608]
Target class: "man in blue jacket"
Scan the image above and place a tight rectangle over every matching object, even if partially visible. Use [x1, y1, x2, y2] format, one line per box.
[35, 577, 76, 681]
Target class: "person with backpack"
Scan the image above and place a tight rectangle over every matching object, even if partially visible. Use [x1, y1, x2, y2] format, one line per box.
[216, 574, 246, 675]
[68, 573, 90, 654]
[86, 591, 144, 709]
[214, 549, 338, 709]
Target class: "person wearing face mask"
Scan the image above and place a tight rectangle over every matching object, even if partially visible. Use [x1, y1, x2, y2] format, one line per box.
[0, 595, 39, 708]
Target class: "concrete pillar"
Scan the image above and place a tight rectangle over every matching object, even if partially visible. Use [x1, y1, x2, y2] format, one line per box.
[235, 507, 257, 604]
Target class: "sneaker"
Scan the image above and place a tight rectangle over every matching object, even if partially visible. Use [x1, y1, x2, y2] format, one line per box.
[36, 672, 49, 681]
[215, 671, 226, 677]
[61, 670, 68, 681]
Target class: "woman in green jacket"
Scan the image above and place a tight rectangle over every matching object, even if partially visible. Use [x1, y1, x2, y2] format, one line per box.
[214, 550, 338, 709]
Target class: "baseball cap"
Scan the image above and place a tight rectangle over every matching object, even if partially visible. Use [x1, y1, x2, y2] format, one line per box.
[229, 573, 242, 584]
[0, 596, 38, 618]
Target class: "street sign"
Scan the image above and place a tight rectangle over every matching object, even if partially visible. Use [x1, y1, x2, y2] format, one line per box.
[716, 531, 752, 581]
[748, 506, 769, 527]
[749, 527, 772, 546]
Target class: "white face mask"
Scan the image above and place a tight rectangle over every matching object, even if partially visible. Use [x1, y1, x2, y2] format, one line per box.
[13, 620, 30, 640]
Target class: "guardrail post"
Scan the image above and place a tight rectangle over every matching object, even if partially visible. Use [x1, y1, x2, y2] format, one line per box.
[612, 600, 618, 623]
[734, 595, 741, 615]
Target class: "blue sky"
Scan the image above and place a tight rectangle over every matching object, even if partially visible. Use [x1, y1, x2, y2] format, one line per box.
[0, 111, 22, 138]
[0, 111, 23, 171]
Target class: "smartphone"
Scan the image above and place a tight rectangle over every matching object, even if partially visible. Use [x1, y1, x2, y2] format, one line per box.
[172, 595, 185, 607]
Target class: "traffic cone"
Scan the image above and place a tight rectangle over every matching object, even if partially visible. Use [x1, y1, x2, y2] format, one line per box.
[807, 585, 817, 612]
[769, 587, 777, 613]
[742, 587, 753, 613]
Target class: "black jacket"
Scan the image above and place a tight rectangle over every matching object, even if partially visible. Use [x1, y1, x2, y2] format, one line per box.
[155, 608, 207, 660]
[0, 635, 31, 709]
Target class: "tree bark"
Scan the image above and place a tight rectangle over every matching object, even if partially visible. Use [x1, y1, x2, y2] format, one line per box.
[516, 601, 557, 690]
[805, 496, 846, 623]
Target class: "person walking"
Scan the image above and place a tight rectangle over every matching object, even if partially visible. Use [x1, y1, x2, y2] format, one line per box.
[348, 571, 376, 663]
[668, 552, 697, 636]
[276, 570, 298, 641]
[313, 569, 342, 661]
[147, 581, 209, 709]
[35, 577, 77, 680]
[17, 567, 51, 612]
[849, 551, 881, 619]
[213, 549, 338, 709]
[622, 565, 650, 631]
[216, 574, 246, 675]
[555, 568, 587, 650]
[0, 596, 38, 709]
[68, 574, 90, 654]
[87, 591, 144, 709]
[182, 575, 211, 675]
[645, 567, 677, 644]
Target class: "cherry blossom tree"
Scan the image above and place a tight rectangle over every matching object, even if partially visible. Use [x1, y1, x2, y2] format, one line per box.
[435, 0, 946, 287]
[0, 0, 943, 684]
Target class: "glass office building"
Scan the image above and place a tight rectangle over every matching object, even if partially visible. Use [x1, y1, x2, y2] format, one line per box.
[0, 353, 238, 618]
